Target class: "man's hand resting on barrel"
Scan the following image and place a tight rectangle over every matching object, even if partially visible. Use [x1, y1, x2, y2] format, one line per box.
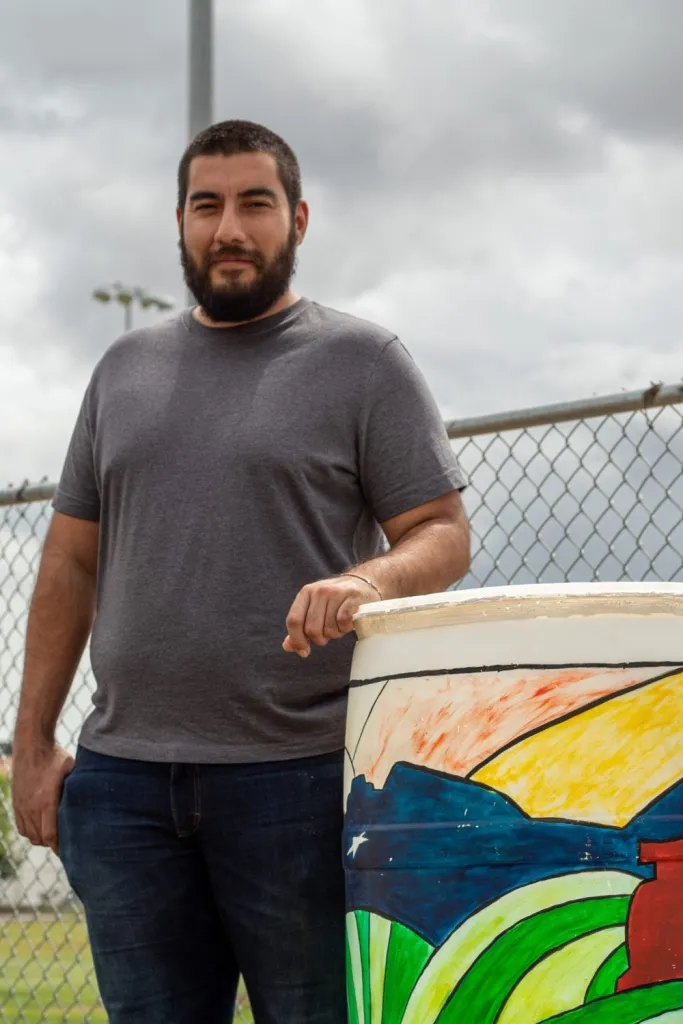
[282, 574, 382, 658]
[282, 493, 471, 658]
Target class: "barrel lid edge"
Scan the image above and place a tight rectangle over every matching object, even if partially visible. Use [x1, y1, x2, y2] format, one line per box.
[353, 581, 683, 625]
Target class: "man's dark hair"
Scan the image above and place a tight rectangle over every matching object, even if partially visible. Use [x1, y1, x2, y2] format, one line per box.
[177, 119, 302, 214]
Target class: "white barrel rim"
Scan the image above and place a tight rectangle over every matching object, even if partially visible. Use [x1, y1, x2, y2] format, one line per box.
[352, 581, 683, 639]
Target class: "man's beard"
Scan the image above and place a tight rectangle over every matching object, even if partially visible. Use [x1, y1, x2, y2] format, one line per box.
[179, 224, 298, 324]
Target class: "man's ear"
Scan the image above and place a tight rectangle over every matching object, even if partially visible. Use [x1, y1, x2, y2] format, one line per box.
[295, 200, 309, 246]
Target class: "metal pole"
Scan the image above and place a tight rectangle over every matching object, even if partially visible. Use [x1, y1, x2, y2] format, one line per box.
[187, 0, 213, 307]
[189, 0, 214, 141]
[124, 302, 132, 333]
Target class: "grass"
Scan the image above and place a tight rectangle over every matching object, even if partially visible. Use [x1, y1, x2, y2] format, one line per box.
[0, 915, 253, 1022]
[0, 916, 105, 1023]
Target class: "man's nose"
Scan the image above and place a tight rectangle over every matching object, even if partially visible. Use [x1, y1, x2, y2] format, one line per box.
[214, 206, 248, 246]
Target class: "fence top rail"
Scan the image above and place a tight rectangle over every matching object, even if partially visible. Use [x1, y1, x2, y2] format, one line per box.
[445, 379, 683, 440]
[2, 380, 683, 507]
[0, 481, 56, 508]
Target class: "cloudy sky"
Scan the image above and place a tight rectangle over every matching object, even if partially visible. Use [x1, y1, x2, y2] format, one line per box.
[2, 0, 683, 486]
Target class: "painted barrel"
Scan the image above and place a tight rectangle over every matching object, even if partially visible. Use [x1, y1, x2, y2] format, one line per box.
[344, 582, 683, 1024]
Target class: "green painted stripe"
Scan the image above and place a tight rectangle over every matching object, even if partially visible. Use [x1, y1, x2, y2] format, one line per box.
[346, 926, 360, 1024]
[346, 912, 365, 1024]
[435, 896, 631, 1024]
[369, 914, 392, 1023]
[382, 920, 434, 1024]
[541, 980, 683, 1022]
[497, 927, 624, 1024]
[585, 943, 629, 1002]
[357, 911, 372, 1024]
[402, 870, 639, 1024]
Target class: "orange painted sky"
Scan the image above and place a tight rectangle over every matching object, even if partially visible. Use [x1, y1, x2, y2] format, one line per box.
[350, 666, 670, 791]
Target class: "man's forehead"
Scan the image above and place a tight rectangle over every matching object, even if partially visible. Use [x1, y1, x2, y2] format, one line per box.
[187, 152, 282, 194]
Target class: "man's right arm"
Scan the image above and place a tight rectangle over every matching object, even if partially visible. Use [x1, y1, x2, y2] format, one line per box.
[11, 511, 99, 855]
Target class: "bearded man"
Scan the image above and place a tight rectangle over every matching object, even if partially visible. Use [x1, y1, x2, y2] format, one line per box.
[12, 120, 470, 1023]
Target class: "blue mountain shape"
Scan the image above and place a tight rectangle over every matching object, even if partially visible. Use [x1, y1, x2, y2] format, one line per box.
[345, 763, 683, 946]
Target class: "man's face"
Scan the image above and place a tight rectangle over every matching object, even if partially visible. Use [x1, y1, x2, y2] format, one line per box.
[178, 151, 307, 323]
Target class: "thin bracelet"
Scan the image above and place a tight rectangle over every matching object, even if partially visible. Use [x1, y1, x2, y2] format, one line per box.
[341, 572, 383, 601]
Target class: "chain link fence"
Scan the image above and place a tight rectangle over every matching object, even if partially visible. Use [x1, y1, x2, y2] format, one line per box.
[2, 378, 683, 1020]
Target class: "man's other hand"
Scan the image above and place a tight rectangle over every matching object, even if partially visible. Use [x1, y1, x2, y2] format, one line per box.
[12, 744, 74, 856]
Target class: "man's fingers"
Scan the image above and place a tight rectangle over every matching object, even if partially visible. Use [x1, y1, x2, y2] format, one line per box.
[305, 586, 350, 645]
[13, 793, 41, 844]
[284, 577, 378, 655]
[40, 806, 59, 857]
[17, 810, 42, 847]
[13, 808, 28, 842]
[285, 588, 312, 657]
[282, 634, 310, 656]
[324, 596, 345, 640]
[304, 590, 330, 646]
[336, 597, 358, 635]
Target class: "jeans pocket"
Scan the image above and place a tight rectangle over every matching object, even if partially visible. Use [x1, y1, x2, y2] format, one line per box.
[57, 772, 76, 879]
[58, 766, 72, 805]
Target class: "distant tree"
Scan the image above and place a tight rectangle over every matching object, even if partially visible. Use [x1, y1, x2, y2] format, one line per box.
[0, 773, 16, 879]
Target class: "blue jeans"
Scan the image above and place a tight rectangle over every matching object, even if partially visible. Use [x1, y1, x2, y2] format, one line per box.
[58, 746, 346, 1023]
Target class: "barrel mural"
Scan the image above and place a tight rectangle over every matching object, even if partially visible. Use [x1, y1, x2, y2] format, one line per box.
[344, 660, 683, 1024]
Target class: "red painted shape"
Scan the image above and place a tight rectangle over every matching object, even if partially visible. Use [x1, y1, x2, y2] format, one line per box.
[617, 838, 683, 992]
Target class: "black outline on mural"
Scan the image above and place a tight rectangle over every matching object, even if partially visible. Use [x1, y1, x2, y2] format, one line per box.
[349, 757, 683, 833]
[349, 661, 683, 689]
[437, 909, 632, 1022]
[347, 680, 390, 770]
[348, 889, 644, 1016]
[348, 665, 683, 828]
[465, 665, 682, 780]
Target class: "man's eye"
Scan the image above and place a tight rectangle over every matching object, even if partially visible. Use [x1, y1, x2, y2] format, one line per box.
[247, 201, 269, 208]
[196, 203, 217, 211]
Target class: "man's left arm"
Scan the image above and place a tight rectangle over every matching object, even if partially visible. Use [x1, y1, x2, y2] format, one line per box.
[283, 489, 470, 657]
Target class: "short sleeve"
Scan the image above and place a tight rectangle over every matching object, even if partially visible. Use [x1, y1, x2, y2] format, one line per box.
[52, 382, 101, 522]
[357, 337, 466, 522]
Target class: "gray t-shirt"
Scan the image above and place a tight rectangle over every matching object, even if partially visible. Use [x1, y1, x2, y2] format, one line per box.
[54, 298, 465, 763]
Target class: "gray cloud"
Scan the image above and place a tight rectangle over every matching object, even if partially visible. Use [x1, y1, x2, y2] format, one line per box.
[511, 0, 683, 143]
[2, 0, 683, 484]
